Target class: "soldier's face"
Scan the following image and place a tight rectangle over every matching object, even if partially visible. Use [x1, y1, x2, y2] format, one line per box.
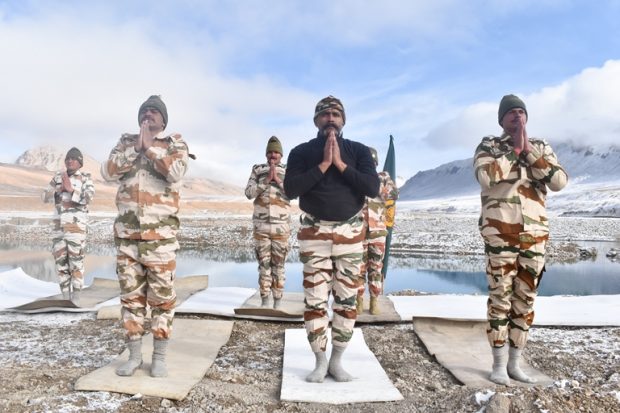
[501, 108, 527, 133]
[266, 151, 282, 165]
[315, 109, 344, 137]
[139, 108, 165, 132]
[65, 157, 80, 173]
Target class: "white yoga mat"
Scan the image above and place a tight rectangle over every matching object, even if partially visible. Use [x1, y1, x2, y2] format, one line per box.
[389, 294, 620, 326]
[74, 319, 234, 400]
[281, 328, 403, 404]
[0, 268, 60, 309]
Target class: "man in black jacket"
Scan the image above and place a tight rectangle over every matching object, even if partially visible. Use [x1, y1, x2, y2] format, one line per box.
[284, 95, 379, 383]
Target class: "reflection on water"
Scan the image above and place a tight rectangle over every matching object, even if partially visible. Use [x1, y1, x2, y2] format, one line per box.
[1, 241, 619, 296]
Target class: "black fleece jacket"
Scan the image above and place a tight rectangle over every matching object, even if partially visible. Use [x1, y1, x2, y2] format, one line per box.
[284, 133, 380, 221]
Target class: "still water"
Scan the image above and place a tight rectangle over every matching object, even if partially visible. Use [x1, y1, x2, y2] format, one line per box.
[1, 241, 619, 296]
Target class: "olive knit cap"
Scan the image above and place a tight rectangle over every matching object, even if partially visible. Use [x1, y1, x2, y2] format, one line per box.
[314, 95, 346, 125]
[65, 147, 83, 167]
[266, 136, 283, 155]
[138, 95, 168, 128]
[498, 94, 527, 126]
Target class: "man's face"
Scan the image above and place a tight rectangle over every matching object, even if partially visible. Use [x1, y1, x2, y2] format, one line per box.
[139, 107, 165, 132]
[266, 151, 282, 165]
[315, 109, 344, 137]
[501, 108, 527, 134]
[65, 157, 80, 174]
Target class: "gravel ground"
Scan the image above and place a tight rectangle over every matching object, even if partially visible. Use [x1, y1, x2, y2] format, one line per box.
[0, 213, 619, 412]
[0, 313, 618, 413]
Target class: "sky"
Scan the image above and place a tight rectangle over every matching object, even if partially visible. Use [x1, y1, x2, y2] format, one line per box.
[1, 0, 619, 186]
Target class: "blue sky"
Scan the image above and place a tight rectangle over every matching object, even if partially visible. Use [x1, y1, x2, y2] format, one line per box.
[1, 0, 619, 185]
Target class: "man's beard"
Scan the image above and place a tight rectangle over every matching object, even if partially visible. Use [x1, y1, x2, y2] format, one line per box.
[320, 124, 341, 137]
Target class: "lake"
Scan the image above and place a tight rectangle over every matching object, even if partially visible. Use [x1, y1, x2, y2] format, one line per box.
[1, 241, 618, 296]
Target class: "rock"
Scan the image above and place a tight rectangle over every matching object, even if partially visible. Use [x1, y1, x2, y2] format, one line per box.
[486, 393, 511, 413]
[161, 398, 172, 408]
[578, 247, 597, 259]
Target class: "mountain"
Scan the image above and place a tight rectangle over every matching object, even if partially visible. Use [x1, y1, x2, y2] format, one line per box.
[398, 158, 475, 200]
[400, 143, 620, 200]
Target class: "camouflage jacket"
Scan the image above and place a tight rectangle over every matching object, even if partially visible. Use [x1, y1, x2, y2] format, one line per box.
[474, 133, 568, 236]
[245, 163, 291, 224]
[101, 131, 189, 240]
[364, 171, 399, 232]
[42, 169, 95, 231]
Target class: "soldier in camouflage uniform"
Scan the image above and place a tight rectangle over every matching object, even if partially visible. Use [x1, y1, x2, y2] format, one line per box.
[357, 147, 398, 315]
[42, 147, 95, 303]
[284, 96, 379, 383]
[101, 95, 189, 378]
[474, 94, 567, 385]
[245, 136, 291, 309]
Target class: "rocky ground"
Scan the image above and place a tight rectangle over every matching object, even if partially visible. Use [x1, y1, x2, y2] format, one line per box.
[0, 212, 619, 412]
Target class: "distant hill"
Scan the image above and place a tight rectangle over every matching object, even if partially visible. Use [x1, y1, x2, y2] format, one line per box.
[400, 142, 620, 201]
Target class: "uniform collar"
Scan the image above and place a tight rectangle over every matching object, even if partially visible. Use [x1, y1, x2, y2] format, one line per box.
[499, 132, 514, 146]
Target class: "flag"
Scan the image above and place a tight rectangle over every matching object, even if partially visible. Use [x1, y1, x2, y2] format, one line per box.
[381, 135, 396, 279]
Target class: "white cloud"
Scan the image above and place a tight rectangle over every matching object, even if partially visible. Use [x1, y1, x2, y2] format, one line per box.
[0, 9, 318, 184]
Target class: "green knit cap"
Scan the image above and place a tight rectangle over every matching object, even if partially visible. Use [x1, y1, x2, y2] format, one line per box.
[314, 95, 346, 124]
[266, 136, 283, 155]
[498, 94, 527, 126]
[138, 95, 168, 128]
[65, 147, 83, 167]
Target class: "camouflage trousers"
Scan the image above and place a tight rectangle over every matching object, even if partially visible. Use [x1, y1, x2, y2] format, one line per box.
[358, 229, 387, 298]
[484, 231, 548, 349]
[115, 237, 179, 341]
[298, 211, 365, 353]
[253, 221, 290, 299]
[52, 230, 86, 292]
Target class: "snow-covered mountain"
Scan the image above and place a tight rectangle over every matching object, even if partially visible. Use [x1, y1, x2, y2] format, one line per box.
[399, 143, 620, 217]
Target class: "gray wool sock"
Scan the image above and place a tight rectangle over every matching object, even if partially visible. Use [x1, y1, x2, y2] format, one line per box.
[328, 346, 354, 382]
[306, 351, 328, 383]
[116, 338, 143, 376]
[261, 296, 269, 307]
[151, 338, 169, 378]
[70, 289, 81, 306]
[508, 347, 536, 383]
[489, 346, 510, 385]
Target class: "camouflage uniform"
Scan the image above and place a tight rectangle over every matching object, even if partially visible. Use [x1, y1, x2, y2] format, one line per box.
[245, 162, 291, 299]
[474, 133, 567, 349]
[42, 169, 95, 292]
[101, 131, 189, 340]
[358, 170, 398, 298]
[298, 211, 365, 352]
